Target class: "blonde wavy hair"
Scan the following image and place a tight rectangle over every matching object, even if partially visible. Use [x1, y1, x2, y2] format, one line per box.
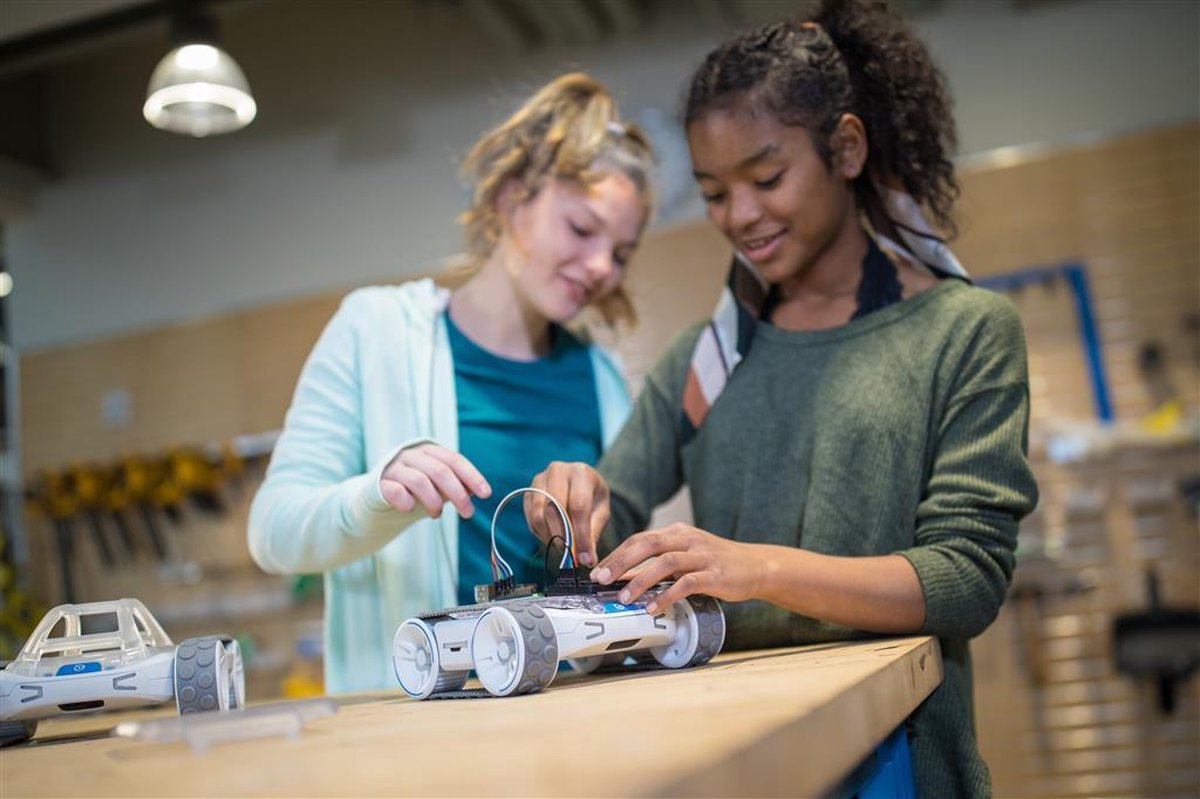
[448, 72, 655, 328]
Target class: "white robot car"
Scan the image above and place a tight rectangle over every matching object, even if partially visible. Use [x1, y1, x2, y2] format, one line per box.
[0, 598, 244, 746]
[392, 488, 726, 699]
[393, 591, 725, 699]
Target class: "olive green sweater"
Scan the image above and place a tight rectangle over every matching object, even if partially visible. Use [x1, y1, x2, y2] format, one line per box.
[597, 280, 1038, 798]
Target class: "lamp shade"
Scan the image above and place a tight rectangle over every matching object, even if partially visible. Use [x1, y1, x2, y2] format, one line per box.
[143, 43, 257, 137]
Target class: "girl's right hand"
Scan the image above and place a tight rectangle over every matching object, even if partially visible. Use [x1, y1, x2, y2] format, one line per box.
[525, 462, 611, 567]
[380, 444, 491, 519]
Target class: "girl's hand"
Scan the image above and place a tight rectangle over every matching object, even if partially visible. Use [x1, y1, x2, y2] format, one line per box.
[525, 462, 610, 567]
[380, 443, 491, 518]
[591, 523, 765, 612]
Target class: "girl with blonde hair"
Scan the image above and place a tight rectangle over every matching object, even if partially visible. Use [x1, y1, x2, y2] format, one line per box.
[249, 73, 654, 693]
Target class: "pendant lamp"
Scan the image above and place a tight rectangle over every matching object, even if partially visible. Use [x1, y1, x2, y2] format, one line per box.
[143, 2, 256, 137]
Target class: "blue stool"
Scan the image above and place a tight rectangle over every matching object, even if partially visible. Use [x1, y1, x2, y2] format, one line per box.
[838, 726, 916, 799]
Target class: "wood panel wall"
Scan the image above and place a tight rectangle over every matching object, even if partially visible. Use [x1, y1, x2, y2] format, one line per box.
[17, 122, 1200, 794]
[952, 123, 1200, 799]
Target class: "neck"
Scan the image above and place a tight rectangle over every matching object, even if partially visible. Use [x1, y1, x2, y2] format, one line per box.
[449, 252, 553, 360]
[777, 214, 870, 305]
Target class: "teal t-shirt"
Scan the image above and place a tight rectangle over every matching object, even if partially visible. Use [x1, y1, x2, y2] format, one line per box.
[446, 311, 602, 605]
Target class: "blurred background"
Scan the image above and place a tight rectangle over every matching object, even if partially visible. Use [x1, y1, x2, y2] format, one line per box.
[0, 1, 1196, 795]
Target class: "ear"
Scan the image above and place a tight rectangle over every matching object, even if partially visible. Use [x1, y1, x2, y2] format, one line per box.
[831, 113, 868, 181]
[494, 178, 528, 232]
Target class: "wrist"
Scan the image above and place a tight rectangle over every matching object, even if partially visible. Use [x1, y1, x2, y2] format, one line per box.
[754, 543, 784, 603]
[755, 544, 816, 609]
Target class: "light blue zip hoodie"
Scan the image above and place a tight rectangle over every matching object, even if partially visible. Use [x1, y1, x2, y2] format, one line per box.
[247, 279, 632, 693]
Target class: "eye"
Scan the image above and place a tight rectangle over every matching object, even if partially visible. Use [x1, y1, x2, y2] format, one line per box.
[754, 170, 784, 190]
[613, 251, 629, 269]
[701, 191, 726, 205]
[569, 221, 593, 238]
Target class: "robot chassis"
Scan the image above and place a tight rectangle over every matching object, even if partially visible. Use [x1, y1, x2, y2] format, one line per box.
[392, 488, 726, 699]
[0, 598, 244, 746]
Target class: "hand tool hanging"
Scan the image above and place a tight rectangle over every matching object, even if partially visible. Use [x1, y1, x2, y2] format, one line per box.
[98, 461, 140, 561]
[63, 464, 119, 568]
[163, 447, 227, 516]
[150, 452, 186, 526]
[26, 470, 82, 604]
[109, 456, 172, 563]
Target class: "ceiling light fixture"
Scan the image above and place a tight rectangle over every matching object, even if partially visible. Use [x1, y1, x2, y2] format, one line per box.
[143, 1, 256, 137]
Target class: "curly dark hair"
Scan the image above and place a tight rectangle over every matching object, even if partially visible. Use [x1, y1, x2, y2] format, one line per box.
[684, 0, 959, 238]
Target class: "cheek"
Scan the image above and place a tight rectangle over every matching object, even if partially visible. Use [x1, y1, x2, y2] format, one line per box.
[522, 223, 567, 270]
[779, 183, 830, 233]
[546, 222, 582, 263]
[705, 203, 730, 235]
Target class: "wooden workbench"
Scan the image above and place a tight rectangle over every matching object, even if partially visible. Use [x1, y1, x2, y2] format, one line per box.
[1, 636, 941, 798]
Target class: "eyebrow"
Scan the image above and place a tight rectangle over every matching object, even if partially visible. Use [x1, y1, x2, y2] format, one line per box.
[579, 204, 640, 250]
[692, 143, 781, 180]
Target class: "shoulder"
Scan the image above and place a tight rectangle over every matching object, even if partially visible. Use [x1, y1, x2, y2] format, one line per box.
[325, 279, 448, 343]
[933, 279, 1022, 326]
[933, 280, 1027, 351]
[927, 281, 1029, 392]
[338, 278, 447, 318]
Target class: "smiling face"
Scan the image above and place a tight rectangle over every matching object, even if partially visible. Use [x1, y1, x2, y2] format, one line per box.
[688, 106, 864, 288]
[504, 171, 646, 324]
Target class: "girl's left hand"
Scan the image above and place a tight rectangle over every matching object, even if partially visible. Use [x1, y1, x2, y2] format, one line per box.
[590, 523, 765, 613]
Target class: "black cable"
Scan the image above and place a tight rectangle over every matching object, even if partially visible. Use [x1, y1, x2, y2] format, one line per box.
[540, 534, 567, 589]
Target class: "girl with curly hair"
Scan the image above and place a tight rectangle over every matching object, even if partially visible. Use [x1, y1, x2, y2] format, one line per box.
[527, 2, 1036, 794]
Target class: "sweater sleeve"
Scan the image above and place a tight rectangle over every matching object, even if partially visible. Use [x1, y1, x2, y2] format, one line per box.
[596, 326, 699, 552]
[898, 296, 1039, 639]
[247, 290, 430, 575]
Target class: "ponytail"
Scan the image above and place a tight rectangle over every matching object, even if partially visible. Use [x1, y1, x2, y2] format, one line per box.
[685, 0, 959, 237]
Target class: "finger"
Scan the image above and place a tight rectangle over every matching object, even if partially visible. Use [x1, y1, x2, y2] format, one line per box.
[408, 451, 475, 518]
[528, 470, 559, 543]
[523, 489, 546, 542]
[617, 550, 697, 605]
[579, 501, 611, 567]
[394, 467, 445, 518]
[591, 529, 666, 585]
[423, 446, 491, 499]
[644, 573, 705, 614]
[540, 464, 570, 546]
[379, 479, 416, 513]
[566, 464, 600, 566]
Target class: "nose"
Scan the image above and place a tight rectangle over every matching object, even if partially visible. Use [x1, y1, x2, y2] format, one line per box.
[584, 247, 617, 283]
[719, 185, 763, 235]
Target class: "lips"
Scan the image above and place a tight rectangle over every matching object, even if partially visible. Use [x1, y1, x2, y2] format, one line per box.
[738, 229, 786, 262]
[560, 275, 591, 305]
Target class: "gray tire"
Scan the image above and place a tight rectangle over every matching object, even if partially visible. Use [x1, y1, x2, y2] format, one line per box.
[0, 719, 37, 747]
[471, 602, 558, 697]
[687, 595, 726, 666]
[175, 635, 245, 714]
[650, 594, 726, 668]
